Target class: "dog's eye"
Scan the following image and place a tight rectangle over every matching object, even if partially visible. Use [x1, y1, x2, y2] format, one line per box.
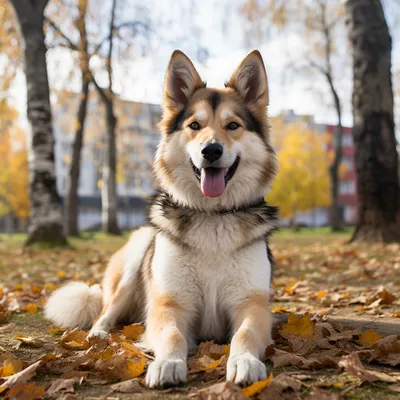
[227, 122, 240, 131]
[189, 122, 201, 130]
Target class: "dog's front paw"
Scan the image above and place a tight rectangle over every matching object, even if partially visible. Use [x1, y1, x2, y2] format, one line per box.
[87, 329, 109, 340]
[227, 354, 267, 386]
[145, 358, 187, 388]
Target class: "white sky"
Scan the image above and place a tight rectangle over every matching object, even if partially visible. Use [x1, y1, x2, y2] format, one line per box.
[8, 0, 400, 130]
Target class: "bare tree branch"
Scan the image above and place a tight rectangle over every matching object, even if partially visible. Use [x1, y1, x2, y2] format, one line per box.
[44, 17, 78, 51]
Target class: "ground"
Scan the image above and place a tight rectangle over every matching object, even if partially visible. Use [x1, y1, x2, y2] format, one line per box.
[0, 229, 399, 399]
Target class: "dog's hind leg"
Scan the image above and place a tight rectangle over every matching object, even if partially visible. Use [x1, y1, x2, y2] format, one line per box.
[88, 227, 155, 339]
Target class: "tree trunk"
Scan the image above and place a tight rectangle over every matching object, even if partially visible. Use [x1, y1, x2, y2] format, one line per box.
[345, 0, 400, 243]
[10, 0, 67, 246]
[64, 0, 89, 236]
[64, 79, 89, 236]
[101, 100, 120, 235]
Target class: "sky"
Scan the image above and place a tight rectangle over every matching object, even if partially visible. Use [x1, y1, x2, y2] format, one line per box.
[8, 0, 400, 130]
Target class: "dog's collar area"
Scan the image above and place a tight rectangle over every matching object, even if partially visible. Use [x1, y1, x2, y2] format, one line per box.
[150, 191, 276, 217]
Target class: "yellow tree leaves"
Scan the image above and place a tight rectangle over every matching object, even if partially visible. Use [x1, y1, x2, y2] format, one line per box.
[0, 124, 29, 219]
[281, 313, 316, 339]
[266, 121, 331, 219]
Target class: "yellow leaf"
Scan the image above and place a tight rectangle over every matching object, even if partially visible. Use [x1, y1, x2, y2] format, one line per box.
[315, 290, 326, 299]
[281, 313, 315, 339]
[88, 347, 115, 361]
[1, 358, 23, 377]
[242, 373, 273, 397]
[31, 285, 41, 294]
[0, 287, 4, 298]
[121, 323, 144, 341]
[57, 271, 66, 279]
[393, 312, 400, 318]
[48, 327, 65, 334]
[271, 307, 288, 313]
[60, 329, 88, 350]
[126, 357, 146, 378]
[223, 344, 230, 357]
[13, 284, 23, 291]
[359, 329, 382, 346]
[44, 283, 57, 291]
[4, 382, 45, 400]
[120, 342, 145, 357]
[201, 358, 221, 371]
[25, 303, 37, 313]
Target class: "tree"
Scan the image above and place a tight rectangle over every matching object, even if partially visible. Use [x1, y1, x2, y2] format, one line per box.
[267, 121, 331, 226]
[9, 0, 67, 246]
[239, 0, 347, 231]
[63, 0, 90, 236]
[344, 0, 400, 242]
[46, 0, 151, 235]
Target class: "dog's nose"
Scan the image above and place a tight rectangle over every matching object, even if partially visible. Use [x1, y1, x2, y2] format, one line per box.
[201, 143, 223, 163]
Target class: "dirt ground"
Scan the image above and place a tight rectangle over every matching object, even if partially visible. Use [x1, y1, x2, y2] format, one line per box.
[0, 230, 399, 399]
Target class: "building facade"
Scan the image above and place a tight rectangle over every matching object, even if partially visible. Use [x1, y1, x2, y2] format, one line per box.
[53, 90, 161, 230]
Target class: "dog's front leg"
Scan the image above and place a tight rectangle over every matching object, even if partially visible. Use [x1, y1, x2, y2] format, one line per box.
[145, 294, 189, 388]
[227, 292, 273, 386]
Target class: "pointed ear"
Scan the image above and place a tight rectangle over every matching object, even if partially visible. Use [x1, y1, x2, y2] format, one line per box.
[226, 50, 268, 107]
[163, 50, 205, 111]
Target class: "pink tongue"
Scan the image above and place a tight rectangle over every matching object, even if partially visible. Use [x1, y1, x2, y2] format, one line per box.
[201, 168, 226, 198]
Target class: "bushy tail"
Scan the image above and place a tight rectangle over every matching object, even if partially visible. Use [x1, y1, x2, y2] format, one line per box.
[45, 282, 103, 330]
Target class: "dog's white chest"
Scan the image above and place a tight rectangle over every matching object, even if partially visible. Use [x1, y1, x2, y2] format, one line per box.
[151, 234, 272, 342]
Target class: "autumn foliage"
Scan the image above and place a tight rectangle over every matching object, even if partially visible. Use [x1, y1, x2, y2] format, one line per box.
[267, 120, 331, 219]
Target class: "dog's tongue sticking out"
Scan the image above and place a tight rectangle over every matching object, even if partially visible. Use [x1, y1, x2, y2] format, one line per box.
[201, 168, 226, 198]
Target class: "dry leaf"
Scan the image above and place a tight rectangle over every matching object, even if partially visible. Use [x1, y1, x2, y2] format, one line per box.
[201, 358, 222, 371]
[281, 313, 315, 339]
[258, 373, 302, 400]
[25, 303, 37, 313]
[375, 288, 397, 305]
[359, 329, 382, 346]
[60, 329, 88, 350]
[4, 383, 45, 400]
[87, 347, 115, 361]
[126, 357, 146, 378]
[120, 342, 146, 358]
[197, 341, 230, 360]
[339, 352, 397, 383]
[15, 334, 43, 347]
[0, 323, 15, 333]
[121, 324, 144, 341]
[109, 378, 143, 394]
[47, 378, 78, 396]
[1, 357, 23, 377]
[242, 373, 273, 397]
[48, 327, 66, 334]
[190, 381, 247, 400]
[0, 360, 42, 393]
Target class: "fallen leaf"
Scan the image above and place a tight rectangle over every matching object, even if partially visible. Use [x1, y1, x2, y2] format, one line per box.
[201, 358, 222, 371]
[109, 378, 143, 394]
[197, 341, 229, 360]
[375, 288, 397, 305]
[271, 307, 288, 313]
[393, 312, 400, 318]
[4, 383, 45, 400]
[57, 271, 66, 279]
[281, 313, 315, 339]
[389, 383, 400, 393]
[48, 327, 66, 334]
[0, 323, 15, 333]
[87, 347, 115, 361]
[121, 324, 144, 341]
[359, 329, 382, 346]
[0, 360, 42, 393]
[339, 352, 397, 383]
[15, 334, 43, 347]
[242, 373, 273, 397]
[25, 303, 37, 314]
[190, 381, 247, 400]
[60, 329, 88, 350]
[126, 357, 146, 378]
[120, 342, 146, 358]
[47, 378, 78, 396]
[1, 357, 23, 377]
[258, 373, 302, 400]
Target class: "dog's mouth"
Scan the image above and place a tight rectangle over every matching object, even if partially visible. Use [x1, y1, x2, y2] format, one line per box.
[191, 157, 240, 198]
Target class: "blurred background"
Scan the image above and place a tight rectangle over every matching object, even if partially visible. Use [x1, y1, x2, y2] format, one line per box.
[0, 0, 399, 243]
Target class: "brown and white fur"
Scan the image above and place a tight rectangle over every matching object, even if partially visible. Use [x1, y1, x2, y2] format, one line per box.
[45, 50, 279, 388]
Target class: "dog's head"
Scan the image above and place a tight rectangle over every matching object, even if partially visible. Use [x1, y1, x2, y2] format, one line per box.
[154, 50, 278, 210]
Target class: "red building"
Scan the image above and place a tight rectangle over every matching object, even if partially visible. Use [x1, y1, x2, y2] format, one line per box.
[325, 124, 358, 224]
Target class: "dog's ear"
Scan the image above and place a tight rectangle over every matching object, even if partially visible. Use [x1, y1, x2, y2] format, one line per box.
[226, 50, 268, 108]
[163, 50, 204, 111]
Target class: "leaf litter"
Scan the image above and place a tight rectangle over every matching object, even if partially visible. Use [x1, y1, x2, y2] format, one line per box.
[0, 235, 400, 398]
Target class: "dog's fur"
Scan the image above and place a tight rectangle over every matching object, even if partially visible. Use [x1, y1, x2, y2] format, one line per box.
[45, 50, 279, 388]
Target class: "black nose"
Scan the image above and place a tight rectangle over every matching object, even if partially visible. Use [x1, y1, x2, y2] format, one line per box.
[201, 143, 223, 163]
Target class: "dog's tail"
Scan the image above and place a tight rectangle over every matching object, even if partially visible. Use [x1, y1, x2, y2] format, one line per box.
[45, 282, 103, 330]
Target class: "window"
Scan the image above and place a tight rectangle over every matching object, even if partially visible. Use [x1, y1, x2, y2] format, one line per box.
[339, 180, 355, 195]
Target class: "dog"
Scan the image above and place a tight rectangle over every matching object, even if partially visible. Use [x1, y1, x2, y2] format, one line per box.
[45, 49, 279, 388]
